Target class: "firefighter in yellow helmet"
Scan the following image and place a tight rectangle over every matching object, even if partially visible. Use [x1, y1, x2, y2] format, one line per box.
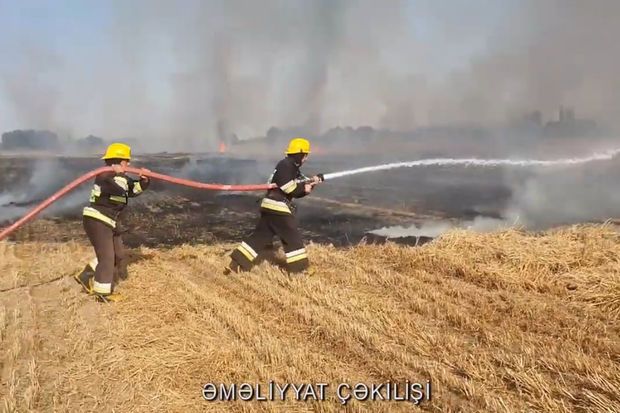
[74, 143, 151, 302]
[227, 137, 324, 274]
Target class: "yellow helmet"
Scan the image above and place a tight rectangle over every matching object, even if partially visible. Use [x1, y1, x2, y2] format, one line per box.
[285, 137, 311, 155]
[102, 142, 131, 160]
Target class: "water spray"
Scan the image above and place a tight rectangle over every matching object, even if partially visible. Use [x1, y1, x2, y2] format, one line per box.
[1, 148, 619, 241]
[320, 148, 620, 181]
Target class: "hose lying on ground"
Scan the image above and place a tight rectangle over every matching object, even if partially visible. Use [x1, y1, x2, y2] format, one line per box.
[0, 166, 281, 242]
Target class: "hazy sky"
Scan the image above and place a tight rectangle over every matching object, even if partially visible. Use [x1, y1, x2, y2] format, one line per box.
[0, 0, 616, 151]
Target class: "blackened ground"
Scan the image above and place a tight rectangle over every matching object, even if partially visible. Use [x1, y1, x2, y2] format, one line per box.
[0, 154, 517, 227]
[0, 157, 565, 249]
[6, 153, 619, 248]
[3, 190, 418, 248]
[123, 191, 417, 248]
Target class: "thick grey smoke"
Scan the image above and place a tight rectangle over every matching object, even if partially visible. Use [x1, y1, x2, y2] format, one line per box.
[432, 0, 620, 128]
[370, 216, 513, 239]
[101, 0, 359, 150]
[438, 0, 620, 230]
[483, 0, 620, 230]
[0, 159, 88, 223]
[501, 162, 620, 229]
[1, 1, 619, 149]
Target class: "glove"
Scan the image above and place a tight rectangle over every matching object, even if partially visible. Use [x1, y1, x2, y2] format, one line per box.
[317, 173, 324, 182]
[140, 168, 151, 182]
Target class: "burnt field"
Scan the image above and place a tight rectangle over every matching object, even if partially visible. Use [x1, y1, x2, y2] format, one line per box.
[1, 152, 620, 248]
[0, 153, 518, 245]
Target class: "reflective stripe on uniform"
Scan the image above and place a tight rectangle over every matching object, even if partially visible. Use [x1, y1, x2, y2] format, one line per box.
[285, 248, 306, 258]
[92, 280, 112, 294]
[113, 176, 129, 191]
[83, 207, 116, 228]
[286, 248, 308, 263]
[236, 242, 257, 262]
[89, 257, 98, 270]
[240, 242, 258, 258]
[132, 181, 143, 195]
[287, 253, 308, 263]
[89, 184, 102, 203]
[109, 195, 127, 204]
[280, 179, 297, 194]
[260, 198, 291, 213]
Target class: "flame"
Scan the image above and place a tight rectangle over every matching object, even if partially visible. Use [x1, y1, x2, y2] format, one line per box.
[219, 141, 227, 153]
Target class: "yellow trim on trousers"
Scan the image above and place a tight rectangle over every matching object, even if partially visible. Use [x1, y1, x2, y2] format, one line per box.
[83, 207, 116, 228]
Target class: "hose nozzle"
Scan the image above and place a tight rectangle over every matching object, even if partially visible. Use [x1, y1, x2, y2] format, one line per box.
[298, 173, 325, 185]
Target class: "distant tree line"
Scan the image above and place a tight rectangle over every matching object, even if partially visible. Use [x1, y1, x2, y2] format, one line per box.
[1, 129, 108, 152]
[1, 129, 60, 150]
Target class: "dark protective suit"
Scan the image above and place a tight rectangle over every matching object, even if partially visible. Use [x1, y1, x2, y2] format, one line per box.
[81, 171, 150, 294]
[230, 156, 311, 273]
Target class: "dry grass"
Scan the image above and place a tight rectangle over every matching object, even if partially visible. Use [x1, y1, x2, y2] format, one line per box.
[1, 224, 619, 412]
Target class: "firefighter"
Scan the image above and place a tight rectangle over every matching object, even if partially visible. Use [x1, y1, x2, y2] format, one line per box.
[227, 137, 323, 275]
[74, 142, 151, 302]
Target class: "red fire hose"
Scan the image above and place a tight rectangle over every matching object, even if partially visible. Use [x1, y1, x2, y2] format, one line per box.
[0, 166, 277, 242]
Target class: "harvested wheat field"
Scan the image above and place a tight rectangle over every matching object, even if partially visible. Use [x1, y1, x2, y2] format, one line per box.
[1, 224, 620, 412]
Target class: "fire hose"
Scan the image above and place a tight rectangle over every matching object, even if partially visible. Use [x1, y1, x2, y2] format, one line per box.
[0, 166, 320, 242]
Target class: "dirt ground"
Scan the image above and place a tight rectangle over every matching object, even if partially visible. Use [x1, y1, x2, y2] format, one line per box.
[1, 223, 619, 412]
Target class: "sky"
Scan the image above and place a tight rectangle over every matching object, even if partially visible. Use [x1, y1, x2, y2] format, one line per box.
[0, 0, 616, 151]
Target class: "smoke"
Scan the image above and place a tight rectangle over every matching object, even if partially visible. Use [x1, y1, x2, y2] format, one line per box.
[2, 0, 616, 151]
[432, 0, 620, 128]
[501, 162, 620, 229]
[370, 216, 511, 239]
[0, 44, 63, 133]
[0, 159, 88, 223]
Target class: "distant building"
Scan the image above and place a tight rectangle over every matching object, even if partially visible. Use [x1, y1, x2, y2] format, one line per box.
[544, 106, 601, 138]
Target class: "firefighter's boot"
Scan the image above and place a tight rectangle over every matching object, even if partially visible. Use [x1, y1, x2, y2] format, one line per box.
[74, 260, 97, 293]
[89, 284, 124, 303]
[92, 291, 124, 303]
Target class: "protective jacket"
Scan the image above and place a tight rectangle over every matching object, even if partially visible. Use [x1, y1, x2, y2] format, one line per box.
[82, 171, 149, 231]
[260, 156, 308, 215]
